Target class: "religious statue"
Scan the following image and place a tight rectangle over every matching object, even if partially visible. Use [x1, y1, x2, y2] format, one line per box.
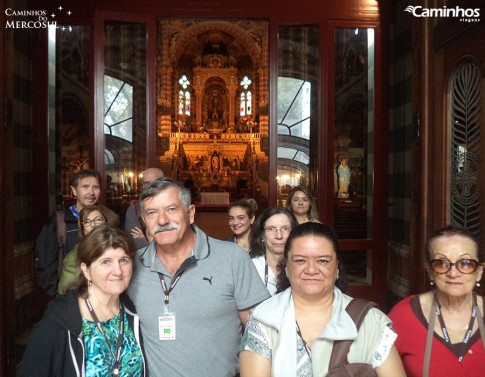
[210, 94, 221, 124]
[211, 152, 220, 173]
[337, 156, 351, 197]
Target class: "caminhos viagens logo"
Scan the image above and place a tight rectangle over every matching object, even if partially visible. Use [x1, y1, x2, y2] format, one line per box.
[404, 5, 480, 23]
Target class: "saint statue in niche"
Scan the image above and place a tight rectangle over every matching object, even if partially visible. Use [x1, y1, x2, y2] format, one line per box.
[211, 152, 220, 173]
[337, 156, 351, 197]
[210, 94, 222, 127]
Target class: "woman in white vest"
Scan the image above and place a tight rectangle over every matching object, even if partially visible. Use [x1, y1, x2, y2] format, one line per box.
[239, 222, 405, 377]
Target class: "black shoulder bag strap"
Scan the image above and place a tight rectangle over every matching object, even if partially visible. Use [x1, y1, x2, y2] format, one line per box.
[328, 298, 377, 370]
[56, 209, 66, 275]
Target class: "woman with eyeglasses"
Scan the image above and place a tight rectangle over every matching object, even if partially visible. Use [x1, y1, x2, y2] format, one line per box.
[250, 207, 298, 295]
[389, 225, 485, 377]
[58, 204, 120, 293]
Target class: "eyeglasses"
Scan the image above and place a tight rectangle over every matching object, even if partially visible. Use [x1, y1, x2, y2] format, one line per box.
[428, 258, 480, 274]
[264, 226, 292, 235]
[83, 216, 105, 228]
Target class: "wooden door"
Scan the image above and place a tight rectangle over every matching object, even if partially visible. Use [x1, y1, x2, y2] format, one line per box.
[415, 13, 485, 293]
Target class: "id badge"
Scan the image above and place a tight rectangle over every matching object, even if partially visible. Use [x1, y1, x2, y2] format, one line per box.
[159, 313, 176, 340]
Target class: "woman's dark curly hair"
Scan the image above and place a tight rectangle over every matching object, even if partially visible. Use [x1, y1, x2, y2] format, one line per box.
[250, 207, 298, 257]
[276, 222, 348, 293]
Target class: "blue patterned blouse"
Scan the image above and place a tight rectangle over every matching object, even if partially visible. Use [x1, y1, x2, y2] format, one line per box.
[82, 311, 143, 377]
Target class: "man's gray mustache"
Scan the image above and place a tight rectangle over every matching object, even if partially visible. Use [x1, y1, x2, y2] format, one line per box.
[153, 224, 179, 234]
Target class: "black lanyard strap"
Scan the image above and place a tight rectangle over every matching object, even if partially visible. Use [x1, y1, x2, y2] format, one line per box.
[295, 321, 312, 361]
[85, 298, 124, 377]
[434, 293, 477, 360]
[264, 259, 269, 287]
[158, 271, 185, 306]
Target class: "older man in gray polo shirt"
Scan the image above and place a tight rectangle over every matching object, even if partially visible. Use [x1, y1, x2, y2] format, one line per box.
[128, 178, 271, 377]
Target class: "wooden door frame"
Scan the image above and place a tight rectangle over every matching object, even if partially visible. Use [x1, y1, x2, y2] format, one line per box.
[0, 6, 12, 374]
[324, 20, 388, 306]
[93, 11, 157, 204]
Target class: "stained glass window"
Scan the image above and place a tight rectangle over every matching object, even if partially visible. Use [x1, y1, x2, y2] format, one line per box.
[178, 75, 191, 115]
[239, 76, 252, 115]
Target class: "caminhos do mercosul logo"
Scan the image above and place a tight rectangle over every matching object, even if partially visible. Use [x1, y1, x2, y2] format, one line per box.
[5, 4, 73, 29]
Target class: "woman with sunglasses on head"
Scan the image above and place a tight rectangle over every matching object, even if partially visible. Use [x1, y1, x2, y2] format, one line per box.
[250, 207, 298, 296]
[389, 225, 485, 377]
[58, 204, 120, 294]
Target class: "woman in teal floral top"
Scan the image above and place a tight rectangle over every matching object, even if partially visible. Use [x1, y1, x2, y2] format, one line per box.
[19, 225, 145, 377]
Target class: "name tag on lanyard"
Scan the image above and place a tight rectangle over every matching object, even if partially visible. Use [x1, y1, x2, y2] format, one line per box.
[159, 313, 176, 340]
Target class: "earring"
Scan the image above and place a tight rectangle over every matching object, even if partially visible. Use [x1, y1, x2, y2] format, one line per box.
[430, 281, 434, 286]
[261, 239, 264, 243]
[336, 274, 340, 280]
[477, 282, 481, 288]
[88, 280, 92, 286]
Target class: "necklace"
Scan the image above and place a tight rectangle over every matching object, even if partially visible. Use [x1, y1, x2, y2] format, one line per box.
[433, 292, 477, 361]
[236, 239, 250, 251]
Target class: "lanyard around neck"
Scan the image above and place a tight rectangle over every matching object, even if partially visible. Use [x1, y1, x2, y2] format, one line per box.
[158, 271, 185, 308]
[264, 257, 269, 287]
[69, 204, 79, 219]
[85, 298, 124, 377]
[295, 321, 312, 361]
[156, 246, 199, 312]
[434, 293, 477, 360]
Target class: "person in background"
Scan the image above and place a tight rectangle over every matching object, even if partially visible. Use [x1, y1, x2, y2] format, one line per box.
[58, 204, 120, 294]
[19, 225, 145, 377]
[388, 225, 485, 377]
[285, 185, 320, 224]
[240, 222, 406, 377]
[127, 178, 270, 377]
[124, 167, 164, 249]
[250, 207, 298, 296]
[226, 198, 258, 254]
[36, 169, 102, 296]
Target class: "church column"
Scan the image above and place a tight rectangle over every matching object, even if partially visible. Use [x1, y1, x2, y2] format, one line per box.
[193, 70, 204, 131]
[257, 65, 269, 137]
[228, 86, 238, 128]
[258, 27, 269, 137]
[228, 73, 239, 128]
[194, 87, 203, 130]
[158, 66, 173, 137]
[157, 22, 173, 138]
